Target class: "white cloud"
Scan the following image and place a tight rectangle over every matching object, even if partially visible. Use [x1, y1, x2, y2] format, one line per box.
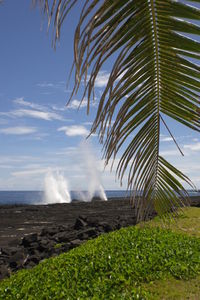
[1, 97, 65, 121]
[0, 155, 35, 164]
[159, 149, 180, 156]
[58, 125, 89, 137]
[180, 163, 200, 173]
[65, 98, 97, 110]
[55, 147, 78, 156]
[95, 71, 110, 88]
[13, 97, 44, 110]
[37, 81, 71, 93]
[183, 142, 200, 151]
[0, 126, 37, 135]
[51, 104, 67, 111]
[12, 168, 50, 177]
[85, 71, 110, 88]
[84, 121, 93, 126]
[37, 83, 55, 88]
[12, 109, 63, 121]
[67, 99, 88, 109]
[160, 137, 173, 142]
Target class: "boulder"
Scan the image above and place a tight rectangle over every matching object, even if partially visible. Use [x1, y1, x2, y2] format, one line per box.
[40, 227, 59, 237]
[37, 239, 49, 251]
[53, 232, 70, 243]
[27, 255, 40, 265]
[85, 217, 100, 228]
[74, 217, 88, 230]
[70, 239, 82, 247]
[98, 222, 114, 232]
[21, 233, 38, 247]
[77, 228, 98, 240]
[1, 247, 19, 256]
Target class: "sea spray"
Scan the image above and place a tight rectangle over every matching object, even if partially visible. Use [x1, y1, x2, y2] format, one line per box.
[80, 141, 107, 201]
[44, 170, 71, 204]
[73, 190, 88, 202]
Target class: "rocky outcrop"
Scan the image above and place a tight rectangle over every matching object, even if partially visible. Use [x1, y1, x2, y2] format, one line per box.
[0, 196, 199, 280]
[0, 214, 141, 280]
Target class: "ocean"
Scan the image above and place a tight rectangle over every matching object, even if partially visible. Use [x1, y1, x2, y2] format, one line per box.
[0, 190, 199, 205]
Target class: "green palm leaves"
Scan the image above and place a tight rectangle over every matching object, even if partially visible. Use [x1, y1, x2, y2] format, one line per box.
[38, 0, 200, 221]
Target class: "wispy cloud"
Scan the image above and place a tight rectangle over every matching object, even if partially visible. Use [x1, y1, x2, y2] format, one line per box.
[0, 126, 37, 135]
[67, 99, 88, 109]
[159, 149, 180, 156]
[84, 71, 110, 88]
[160, 136, 173, 142]
[11, 108, 63, 121]
[94, 71, 110, 88]
[51, 104, 67, 112]
[58, 125, 89, 137]
[0, 155, 36, 164]
[183, 142, 200, 151]
[37, 83, 57, 88]
[52, 99, 88, 111]
[0, 97, 64, 121]
[12, 168, 50, 177]
[37, 81, 71, 93]
[53, 98, 96, 111]
[55, 147, 78, 156]
[84, 121, 93, 126]
[13, 97, 44, 110]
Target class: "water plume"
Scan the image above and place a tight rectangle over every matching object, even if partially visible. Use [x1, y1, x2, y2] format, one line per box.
[80, 141, 107, 201]
[44, 170, 71, 204]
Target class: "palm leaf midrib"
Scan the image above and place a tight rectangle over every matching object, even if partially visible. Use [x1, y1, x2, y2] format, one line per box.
[147, 0, 162, 198]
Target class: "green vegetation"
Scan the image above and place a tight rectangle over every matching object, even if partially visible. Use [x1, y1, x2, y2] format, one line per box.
[0, 208, 200, 299]
[140, 207, 200, 238]
[143, 275, 200, 300]
[54, 243, 65, 249]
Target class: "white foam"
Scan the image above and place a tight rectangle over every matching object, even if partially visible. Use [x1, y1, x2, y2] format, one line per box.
[44, 171, 71, 204]
[80, 141, 107, 201]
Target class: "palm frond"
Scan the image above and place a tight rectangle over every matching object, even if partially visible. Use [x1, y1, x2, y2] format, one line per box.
[37, 0, 200, 221]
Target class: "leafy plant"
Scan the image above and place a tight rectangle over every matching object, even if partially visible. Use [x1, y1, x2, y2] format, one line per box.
[35, 0, 200, 221]
[54, 243, 64, 249]
[1, 218, 200, 299]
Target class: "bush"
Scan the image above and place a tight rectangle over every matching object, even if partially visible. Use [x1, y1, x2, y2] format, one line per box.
[0, 226, 200, 299]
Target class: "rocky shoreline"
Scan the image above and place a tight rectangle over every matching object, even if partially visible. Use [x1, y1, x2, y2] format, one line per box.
[0, 196, 199, 280]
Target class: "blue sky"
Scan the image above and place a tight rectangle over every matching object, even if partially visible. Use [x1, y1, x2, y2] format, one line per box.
[0, 1, 199, 191]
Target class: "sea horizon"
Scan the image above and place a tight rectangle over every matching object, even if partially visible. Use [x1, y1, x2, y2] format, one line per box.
[0, 190, 200, 206]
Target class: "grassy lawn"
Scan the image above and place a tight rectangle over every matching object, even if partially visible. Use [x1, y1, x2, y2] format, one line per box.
[140, 207, 200, 238]
[0, 207, 199, 299]
[143, 275, 200, 299]
[138, 207, 200, 299]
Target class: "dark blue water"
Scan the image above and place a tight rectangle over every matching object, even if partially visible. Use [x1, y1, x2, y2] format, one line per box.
[0, 190, 199, 205]
[0, 191, 130, 205]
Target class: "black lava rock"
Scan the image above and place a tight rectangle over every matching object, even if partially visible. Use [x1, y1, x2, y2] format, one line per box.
[74, 217, 88, 230]
[21, 234, 38, 247]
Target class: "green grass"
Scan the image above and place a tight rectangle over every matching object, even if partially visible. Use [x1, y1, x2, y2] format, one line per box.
[143, 275, 200, 299]
[136, 207, 200, 299]
[0, 208, 200, 299]
[141, 206, 200, 238]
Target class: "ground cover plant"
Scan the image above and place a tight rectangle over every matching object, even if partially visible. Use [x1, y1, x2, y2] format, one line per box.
[0, 208, 199, 299]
